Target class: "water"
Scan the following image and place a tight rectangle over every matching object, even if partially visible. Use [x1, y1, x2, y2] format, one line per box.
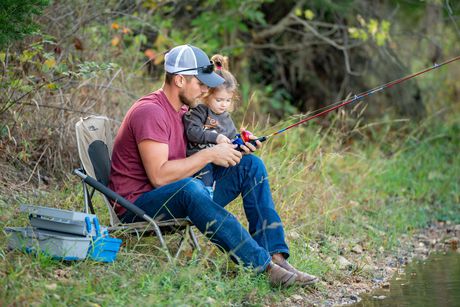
[355, 252, 460, 307]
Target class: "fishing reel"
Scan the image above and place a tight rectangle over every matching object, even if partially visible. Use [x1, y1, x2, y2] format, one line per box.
[232, 130, 267, 151]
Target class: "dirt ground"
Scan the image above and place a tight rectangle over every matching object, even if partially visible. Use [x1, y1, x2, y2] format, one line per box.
[278, 221, 460, 306]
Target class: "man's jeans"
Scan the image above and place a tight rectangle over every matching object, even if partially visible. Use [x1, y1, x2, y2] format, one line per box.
[120, 155, 289, 271]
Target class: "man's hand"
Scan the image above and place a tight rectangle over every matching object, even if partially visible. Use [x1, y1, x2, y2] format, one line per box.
[208, 143, 242, 167]
[216, 134, 231, 144]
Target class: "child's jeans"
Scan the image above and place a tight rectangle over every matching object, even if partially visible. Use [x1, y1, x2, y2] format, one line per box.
[195, 163, 215, 198]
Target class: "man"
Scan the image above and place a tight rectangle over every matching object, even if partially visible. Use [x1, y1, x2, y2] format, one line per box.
[108, 44, 318, 287]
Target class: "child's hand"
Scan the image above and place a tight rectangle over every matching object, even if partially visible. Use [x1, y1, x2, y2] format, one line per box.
[216, 134, 231, 144]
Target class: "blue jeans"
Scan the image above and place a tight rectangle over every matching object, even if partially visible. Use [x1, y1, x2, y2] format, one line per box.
[120, 155, 289, 271]
[195, 163, 215, 187]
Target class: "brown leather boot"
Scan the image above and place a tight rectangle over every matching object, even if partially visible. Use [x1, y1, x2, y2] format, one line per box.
[266, 261, 297, 287]
[272, 255, 319, 285]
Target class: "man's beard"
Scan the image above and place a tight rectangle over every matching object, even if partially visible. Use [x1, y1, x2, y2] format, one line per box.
[179, 91, 197, 108]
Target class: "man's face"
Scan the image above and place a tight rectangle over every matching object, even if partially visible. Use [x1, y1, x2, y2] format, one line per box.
[178, 75, 209, 107]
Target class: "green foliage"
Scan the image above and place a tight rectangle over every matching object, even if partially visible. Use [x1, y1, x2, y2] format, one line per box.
[188, 0, 269, 53]
[348, 17, 391, 46]
[1, 1, 460, 304]
[0, 0, 50, 48]
[1, 116, 459, 305]
[0, 35, 117, 117]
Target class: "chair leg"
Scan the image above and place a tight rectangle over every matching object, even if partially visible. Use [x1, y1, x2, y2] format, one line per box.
[142, 214, 173, 263]
[174, 228, 189, 260]
[82, 182, 96, 214]
[188, 226, 201, 252]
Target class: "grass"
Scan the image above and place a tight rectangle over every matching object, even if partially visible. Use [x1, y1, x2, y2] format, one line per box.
[1, 114, 459, 305]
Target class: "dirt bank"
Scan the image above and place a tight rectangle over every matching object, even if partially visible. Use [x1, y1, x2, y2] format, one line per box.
[277, 221, 460, 306]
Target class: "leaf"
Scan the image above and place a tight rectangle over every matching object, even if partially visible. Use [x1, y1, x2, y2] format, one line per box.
[381, 20, 391, 34]
[367, 19, 379, 36]
[111, 36, 121, 47]
[348, 27, 358, 37]
[134, 34, 147, 45]
[122, 27, 132, 35]
[19, 50, 36, 63]
[375, 32, 386, 46]
[154, 33, 168, 49]
[304, 9, 315, 20]
[295, 8, 302, 17]
[56, 63, 68, 74]
[357, 15, 366, 27]
[154, 53, 164, 65]
[47, 83, 57, 90]
[44, 58, 56, 69]
[349, 28, 368, 41]
[144, 49, 156, 60]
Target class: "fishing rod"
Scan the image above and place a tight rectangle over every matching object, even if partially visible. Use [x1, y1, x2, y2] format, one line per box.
[233, 55, 460, 149]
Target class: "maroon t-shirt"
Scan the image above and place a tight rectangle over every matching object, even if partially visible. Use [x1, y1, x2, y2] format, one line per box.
[108, 89, 188, 216]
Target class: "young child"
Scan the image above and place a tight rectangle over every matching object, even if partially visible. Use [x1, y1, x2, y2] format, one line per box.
[183, 54, 239, 197]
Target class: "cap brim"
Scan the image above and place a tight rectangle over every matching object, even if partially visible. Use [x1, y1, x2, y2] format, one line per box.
[196, 72, 225, 88]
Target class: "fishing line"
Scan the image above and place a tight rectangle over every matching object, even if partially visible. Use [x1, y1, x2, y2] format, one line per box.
[233, 55, 460, 147]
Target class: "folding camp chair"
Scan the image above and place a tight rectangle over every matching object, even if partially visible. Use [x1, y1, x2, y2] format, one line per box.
[74, 115, 200, 262]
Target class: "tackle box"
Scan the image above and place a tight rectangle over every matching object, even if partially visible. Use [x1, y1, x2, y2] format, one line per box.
[21, 204, 104, 236]
[5, 205, 121, 262]
[5, 227, 91, 260]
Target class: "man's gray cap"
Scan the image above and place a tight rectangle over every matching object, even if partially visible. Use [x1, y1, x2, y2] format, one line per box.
[164, 44, 225, 88]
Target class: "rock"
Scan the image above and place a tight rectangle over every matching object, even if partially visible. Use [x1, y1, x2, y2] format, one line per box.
[445, 237, 459, 250]
[362, 264, 377, 273]
[385, 267, 396, 274]
[350, 294, 359, 301]
[205, 297, 216, 304]
[352, 244, 363, 254]
[349, 200, 360, 207]
[414, 247, 428, 254]
[45, 283, 57, 290]
[445, 237, 459, 243]
[435, 243, 445, 250]
[416, 234, 429, 243]
[382, 282, 390, 288]
[337, 256, 352, 270]
[456, 248, 460, 254]
[291, 294, 303, 302]
[372, 277, 384, 283]
[288, 231, 300, 240]
[373, 295, 386, 300]
[454, 225, 460, 231]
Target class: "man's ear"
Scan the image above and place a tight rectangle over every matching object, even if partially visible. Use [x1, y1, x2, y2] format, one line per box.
[175, 75, 184, 88]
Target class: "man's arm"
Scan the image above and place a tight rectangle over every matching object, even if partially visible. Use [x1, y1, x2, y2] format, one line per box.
[139, 140, 243, 187]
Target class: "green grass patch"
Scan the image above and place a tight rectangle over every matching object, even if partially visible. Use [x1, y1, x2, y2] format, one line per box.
[1, 116, 459, 305]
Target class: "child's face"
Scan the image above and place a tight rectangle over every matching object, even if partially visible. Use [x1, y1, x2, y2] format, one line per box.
[208, 89, 233, 114]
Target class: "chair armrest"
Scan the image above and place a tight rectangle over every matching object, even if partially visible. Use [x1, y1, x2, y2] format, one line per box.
[73, 169, 146, 218]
